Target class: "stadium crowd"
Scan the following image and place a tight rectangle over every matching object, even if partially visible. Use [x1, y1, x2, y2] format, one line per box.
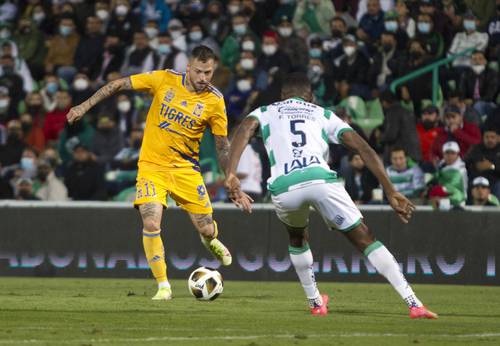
[0, 0, 499, 209]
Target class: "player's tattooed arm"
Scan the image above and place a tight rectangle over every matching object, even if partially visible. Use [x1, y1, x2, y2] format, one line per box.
[67, 77, 133, 124]
[341, 131, 415, 223]
[214, 135, 231, 175]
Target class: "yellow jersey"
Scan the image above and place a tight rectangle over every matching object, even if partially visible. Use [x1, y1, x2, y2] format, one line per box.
[130, 69, 227, 172]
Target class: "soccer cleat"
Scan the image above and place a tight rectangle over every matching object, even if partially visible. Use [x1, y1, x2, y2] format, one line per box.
[200, 236, 232, 266]
[152, 287, 172, 301]
[310, 294, 329, 316]
[409, 306, 438, 319]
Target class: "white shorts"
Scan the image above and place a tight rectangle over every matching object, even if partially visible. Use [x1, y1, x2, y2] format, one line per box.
[271, 181, 363, 232]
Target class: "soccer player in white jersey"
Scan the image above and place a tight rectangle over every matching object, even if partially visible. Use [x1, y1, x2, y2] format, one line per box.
[225, 73, 437, 319]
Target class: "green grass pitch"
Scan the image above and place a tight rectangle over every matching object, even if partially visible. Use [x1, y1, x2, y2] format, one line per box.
[0, 278, 499, 345]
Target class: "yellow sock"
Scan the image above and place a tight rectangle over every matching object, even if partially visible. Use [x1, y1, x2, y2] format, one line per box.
[142, 229, 167, 283]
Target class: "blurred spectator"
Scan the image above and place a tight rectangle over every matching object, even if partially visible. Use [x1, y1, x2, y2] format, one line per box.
[458, 51, 498, 119]
[435, 141, 468, 208]
[308, 58, 336, 107]
[415, 12, 443, 59]
[0, 54, 25, 106]
[487, 0, 500, 64]
[278, 15, 309, 73]
[468, 176, 500, 206]
[293, 0, 336, 37]
[32, 159, 68, 201]
[29, 4, 53, 36]
[44, 15, 80, 83]
[356, 0, 385, 44]
[0, 120, 25, 167]
[95, 33, 125, 83]
[140, 0, 172, 33]
[344, 152, 379, 204]
[235, 142, 262, 202]
[1, 40, 35, 94]
[95, 1, 112, 31]
[201, 0, 230, 44]
[272, 0, 297, 27]
[383, 10, 409, 51]
[0, 85, 17, 124]
[448, 13, 488, 69]
[211, 55, 233, 93]
[416, 105, 441, 166]
[107, 0, 141, 45]
[323, 16, 348, 66]
[395, 0, 415, 38]
[91, 115, 125, 166]
[111, 127, 143, 171]
[114, 93, 140, 138]
[44, 90, 73, 143]
[15, 177, 40, 201]
[121, 31, 156, 76]
[465, 128, 500, 199]
[418, 0, 453, 48]
[168, 18, 188, 52]
[225, 72, 258, 127]
[19, 146, 38, 179]
[379, 90, 421, 163]
[221, 12, 259, 69]
[70, 73, 94, 106]
[58, 118, 95, 167]
[431, 105, 481, 160]
[40, 74, 66, 113]
[152, 33, 188, 72]
[64, 144, 107, 201]
[235, 50, 266, 91]
[187, 22, 220, 55]
[0, 162, 13, 198]
[0, 1, 17, 23]
[20, 113, 44, 152]
[258, 31, 291, 77]
[74, 16, 106, 78]
[335, 35, 370, 99]
[446, 91, 481, 126]
[368, 31, 406, 90]
[386, 147, 425, 200]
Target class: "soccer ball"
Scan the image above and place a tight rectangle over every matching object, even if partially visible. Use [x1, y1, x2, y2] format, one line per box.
[188, 267, 223, 301]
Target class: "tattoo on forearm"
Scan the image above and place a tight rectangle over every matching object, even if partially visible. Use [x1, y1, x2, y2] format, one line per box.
[191, 213, 213, 229]
[86, 77, 131, 110]
[215, 136, 230, 173]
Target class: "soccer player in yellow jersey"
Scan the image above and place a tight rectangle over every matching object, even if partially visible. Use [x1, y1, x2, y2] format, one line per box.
[67, 46, 251, 300]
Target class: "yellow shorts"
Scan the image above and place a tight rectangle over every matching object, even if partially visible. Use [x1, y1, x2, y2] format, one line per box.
[134, 168, 212, 214]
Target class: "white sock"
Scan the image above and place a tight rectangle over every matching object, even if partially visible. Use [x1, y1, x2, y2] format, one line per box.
[158, 281, 171, 289]
[365, 241, 423, 308]
[289, 244, 322, 307]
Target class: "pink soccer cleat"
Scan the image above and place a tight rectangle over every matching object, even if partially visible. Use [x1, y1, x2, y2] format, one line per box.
[310, 294, 329, 316]
[409, 306, 438, 319]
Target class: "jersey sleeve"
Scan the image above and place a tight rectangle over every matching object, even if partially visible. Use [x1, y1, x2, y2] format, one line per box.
[325, 109, 354, 144]
[129, 70, 165, 94]
[208, 98, 228, 136]
[247, 107, 263, 123]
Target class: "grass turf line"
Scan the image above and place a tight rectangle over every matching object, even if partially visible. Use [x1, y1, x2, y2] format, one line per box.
[0, 278, 499, 345]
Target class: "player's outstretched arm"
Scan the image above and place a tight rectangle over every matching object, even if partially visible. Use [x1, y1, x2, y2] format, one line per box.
[67, 77, 133, 124]
[341, 131, 415, 223]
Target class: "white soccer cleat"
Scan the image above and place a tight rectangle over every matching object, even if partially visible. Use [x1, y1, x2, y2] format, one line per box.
[152, 287, 172, 300]
[200, 236, 232, 266]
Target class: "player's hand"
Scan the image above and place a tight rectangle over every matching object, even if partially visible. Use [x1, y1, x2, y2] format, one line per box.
[66, 104, 87, 124]
[231, 191, 254, 214]
[387, 191, 415, 224]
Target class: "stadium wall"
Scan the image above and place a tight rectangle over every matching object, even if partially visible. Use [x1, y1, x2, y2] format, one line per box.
[0, 202, 498, 285]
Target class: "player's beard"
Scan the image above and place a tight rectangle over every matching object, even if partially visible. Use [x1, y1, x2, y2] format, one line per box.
[188, 73, 208, 93]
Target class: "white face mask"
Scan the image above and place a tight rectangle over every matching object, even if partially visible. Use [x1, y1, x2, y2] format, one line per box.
[96, 9, 109, 21]
[278, 27, 292, 37]
[189, 31, 203, 42]
[344, 46, 356, 57]
[145, 27, 159, 39]
[117, 100, 131, 112]
[0, 98, 9, 109]
[240, 58, 254, 70]
[0, 29, 10, 39]
[471, 65, 485, 75]
[33, 12, 45, 23]
[237, 79, 252, 92]
[115, 4, 129, 16]
[262, 44, 277, 56]
[73, 78, 89, 91]
[170, 29, 183, 40]
[233, 24, 247, 35]
[228, 4, 240, 15]
[241, 40, 255, 51]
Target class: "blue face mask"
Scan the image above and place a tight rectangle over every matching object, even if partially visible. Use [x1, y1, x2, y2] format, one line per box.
[417, 22, 431, 34]
[310, 48, 322, 58]
[384, 21, 398, 32]
[463, 20, 476, 31]
[46, 82, 58, 94]
[59, 25, 72, 36]
[21, 157, 35, 172]
[157, 44, 172, 55]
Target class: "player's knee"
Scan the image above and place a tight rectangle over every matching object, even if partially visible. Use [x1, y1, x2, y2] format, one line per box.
[143, 218, 161, 232]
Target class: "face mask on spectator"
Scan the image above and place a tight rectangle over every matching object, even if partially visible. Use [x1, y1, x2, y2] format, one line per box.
[422, 120, 435, 130]
[233, 24, 247, 36]
[242, 40, 255, 51]
[278, 26, 292, 37]
[471, 64, 485, 75]
[343, 46, 355, 57]
[384, 21, 398, 32]
[0, 28, 11, 39]
[417, 22, 431, 34]
[59, 25, 73, 36]
[382, 43, 394, 53]
[240, 58, 254, 70]
[115, 4, 129, 16]
[117, 100, 131, 112]
[145, 27, 159, 39]
[262, 44, 277, 56]
[170, 29, 183, 40]
[331, 29, 342, 38]
[46, 82, 58, 94]
[228, 4, 240, 15]
[189, 31, 203, 42]
[157, 43, 172, 55]
[236, 79, 252, 92]
[0, 98, 9, 109]
[463, 20, 476, 31]
[309, 48, 322, 58]
[307, 64, 323, 83]
[73, 78, 89, 91]
[32, 12, 45, 23]
[21, 157, 35, 172]
[96, 9, 109, 21]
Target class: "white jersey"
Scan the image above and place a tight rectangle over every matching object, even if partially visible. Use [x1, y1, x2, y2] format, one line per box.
[248, 98, 353, 195]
